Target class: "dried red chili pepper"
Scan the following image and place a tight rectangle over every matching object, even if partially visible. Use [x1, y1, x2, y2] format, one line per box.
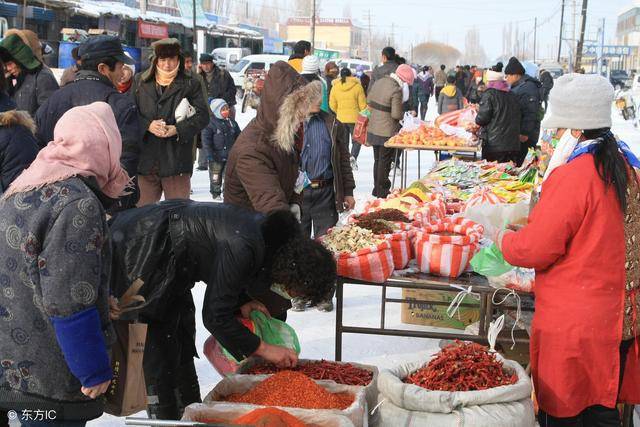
[403, 341, 518, 392]
[245, 360, 373, 386]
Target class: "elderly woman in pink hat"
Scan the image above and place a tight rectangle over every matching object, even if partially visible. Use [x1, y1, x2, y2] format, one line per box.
[365, 63, 415, 198]
[0, 102, 129, 426]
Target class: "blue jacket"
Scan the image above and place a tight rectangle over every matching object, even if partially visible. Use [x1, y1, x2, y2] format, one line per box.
[0, 93, 38, 194]
[202, 116, 240, 163]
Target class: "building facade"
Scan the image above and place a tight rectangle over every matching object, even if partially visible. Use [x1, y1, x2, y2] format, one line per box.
[285, 17, 365, 58]
[616, 4, 640, 71]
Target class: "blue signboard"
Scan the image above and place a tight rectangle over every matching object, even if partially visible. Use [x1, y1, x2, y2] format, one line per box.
[263, 36, 284, 54]
[583, 44, 634, 57]
[58, 41, 142, 72]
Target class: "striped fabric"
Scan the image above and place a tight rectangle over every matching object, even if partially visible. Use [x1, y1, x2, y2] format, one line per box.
[301, 114, 333, 180]
[334, 241, 394, 283]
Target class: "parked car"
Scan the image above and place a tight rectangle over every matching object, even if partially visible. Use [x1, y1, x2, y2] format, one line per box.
[610, 69, 630, 89]
[228, 54, 289, 95]
[337, 58, 373, 73]
[211, 47, 250, 69]
[538, 62, 564, 79]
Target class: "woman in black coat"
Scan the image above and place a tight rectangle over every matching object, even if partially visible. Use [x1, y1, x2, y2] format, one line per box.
[108, 202, 336, 420]
[0, 65, 38, 194]
[132, 38, 209, 206]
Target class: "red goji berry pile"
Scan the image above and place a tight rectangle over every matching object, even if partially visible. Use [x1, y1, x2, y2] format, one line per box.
[225, 371, 354, 410]
[404, 341, 518, 392]
[246, 360, 373, 386]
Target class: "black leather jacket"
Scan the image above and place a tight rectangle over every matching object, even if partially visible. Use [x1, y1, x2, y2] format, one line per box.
[475, 88, 522, 153]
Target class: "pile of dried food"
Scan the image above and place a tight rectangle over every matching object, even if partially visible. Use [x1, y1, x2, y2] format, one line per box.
[322, 226, 384, 254]
[356, 208, 411, 223]
[225, 371, 354, 410]
[245, 360, 374, 386]
[404, 341, 518, 392]
[201, 407, 308, 427]
[354, 219, 396, 235]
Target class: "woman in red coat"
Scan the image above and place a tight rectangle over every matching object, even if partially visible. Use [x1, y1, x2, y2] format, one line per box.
[496, 74, 640, 426]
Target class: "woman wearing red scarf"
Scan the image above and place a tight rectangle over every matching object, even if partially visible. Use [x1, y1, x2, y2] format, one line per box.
[495, 73, 640, 426]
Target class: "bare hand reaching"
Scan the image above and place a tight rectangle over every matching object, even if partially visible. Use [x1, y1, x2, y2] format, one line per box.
[240, 300, 270, 319]
[81, 379, 111, 399]
[254, 342, 298, 368]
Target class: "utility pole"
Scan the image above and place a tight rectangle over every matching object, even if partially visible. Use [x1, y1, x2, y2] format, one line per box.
[597, 18, 605, 75]
[192, 0, 197, 58]
[574, 0, 588, 71]
[364, 9, 373, 62]
[572, 0, 577, 60]
[389, 22, 395, 46]
[311, 0, 316, 49]
[557, 0, 565, 62]
[533, 17, 537, 63]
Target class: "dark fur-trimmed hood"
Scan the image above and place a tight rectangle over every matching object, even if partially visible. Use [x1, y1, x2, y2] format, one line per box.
[255, 61, 323, 153]
[0, 110, 36, 134]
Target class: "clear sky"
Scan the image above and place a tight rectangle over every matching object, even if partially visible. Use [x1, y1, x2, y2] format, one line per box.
[308, 0, 636, 63]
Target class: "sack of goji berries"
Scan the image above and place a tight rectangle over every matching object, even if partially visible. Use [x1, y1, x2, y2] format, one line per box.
[413, 218, 483, 278]
[183, 403, 355, 426]
[375, 353, 534, 427]
[203, 373, 368, 427]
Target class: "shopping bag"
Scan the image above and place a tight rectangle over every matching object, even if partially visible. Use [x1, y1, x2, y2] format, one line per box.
[470, 244, 514, 277]
[401, 111, 422, 132]
[104, 321, 148, 416]
[203, 311, 301, 376]
[353, 109, 369, 145]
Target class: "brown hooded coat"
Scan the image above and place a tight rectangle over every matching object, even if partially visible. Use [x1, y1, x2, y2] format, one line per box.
[224, 61, 322, 214]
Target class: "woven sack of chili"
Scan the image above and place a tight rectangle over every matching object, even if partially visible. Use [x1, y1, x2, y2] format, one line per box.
[182, 403, 355, 427]
[413, 218, 483, 278]
[203, 372, 368, 427]
[375, 352, 534, 427]
[238, 359, 379, 416]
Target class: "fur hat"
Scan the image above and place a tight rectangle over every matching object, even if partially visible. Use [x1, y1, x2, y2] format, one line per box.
[151, 38, 181, 59]
[541, 73, 614, 130]
[301, 55, 320, 75]
[504, 56, 525, 75]
[395, 64, 415, 85]
[486, 70, 505, 82]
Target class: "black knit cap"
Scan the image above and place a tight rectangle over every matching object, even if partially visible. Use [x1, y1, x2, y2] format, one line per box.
[504, 56, 525, 75]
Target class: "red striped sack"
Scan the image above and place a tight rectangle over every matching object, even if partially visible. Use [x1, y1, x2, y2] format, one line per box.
[380, 223, 415, 270]
[335, 241, 394, 283]
[413, 218, 483, 278]
[463, 187, 505, 213]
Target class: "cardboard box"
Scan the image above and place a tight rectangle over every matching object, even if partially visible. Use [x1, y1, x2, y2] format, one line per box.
[401, 289, 480, 330]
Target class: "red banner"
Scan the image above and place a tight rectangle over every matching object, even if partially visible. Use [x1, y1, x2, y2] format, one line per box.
[137, 20, 168, 40]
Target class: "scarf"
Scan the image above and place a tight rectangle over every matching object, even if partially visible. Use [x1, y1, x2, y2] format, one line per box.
[117, 79, 132, 94]
[390, 73, 410, 103]
[487, 80, 510, 92]
[3, 102, 130, 200]
[155, 64, 179, 87]
[441, 84, 457, 97]
[568, 135, 640, 168]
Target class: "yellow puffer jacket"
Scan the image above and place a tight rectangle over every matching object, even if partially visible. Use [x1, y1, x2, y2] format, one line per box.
[329, 77, 367, 124]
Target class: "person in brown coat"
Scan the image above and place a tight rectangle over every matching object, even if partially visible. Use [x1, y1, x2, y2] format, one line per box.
[224, 61, 322, 216]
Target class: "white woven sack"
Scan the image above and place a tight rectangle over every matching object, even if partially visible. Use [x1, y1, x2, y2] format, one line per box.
[204, 374, 369, 427]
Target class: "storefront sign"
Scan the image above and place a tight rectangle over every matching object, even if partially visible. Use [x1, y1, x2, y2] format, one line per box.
[314, 48, 340, 61]
[137, 20, 168, 39]
[263, 36, 284, 54]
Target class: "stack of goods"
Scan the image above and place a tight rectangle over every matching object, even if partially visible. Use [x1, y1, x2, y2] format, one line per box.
[225, 371, 354, 410]
[321, 225, 393, 283]
[413, 217, 483, 278]
[404, 341, 517, 391]
[376, 343, 535, 426]
[361, 183, 446, 224]
[386, 123, 469, 148]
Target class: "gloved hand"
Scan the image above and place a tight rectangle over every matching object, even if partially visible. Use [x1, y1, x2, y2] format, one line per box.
[289, 204, 301, 222]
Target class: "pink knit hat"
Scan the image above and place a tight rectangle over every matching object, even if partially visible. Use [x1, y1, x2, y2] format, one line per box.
[395, 64, 415, 85]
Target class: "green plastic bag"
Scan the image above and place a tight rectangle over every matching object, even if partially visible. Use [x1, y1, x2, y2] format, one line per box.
[470, 244, 514, 277]
[221, 311, 301, 364]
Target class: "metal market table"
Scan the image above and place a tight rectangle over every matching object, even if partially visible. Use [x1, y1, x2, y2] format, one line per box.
[334, 272, 530, 361]
[384, 142, 481, 190]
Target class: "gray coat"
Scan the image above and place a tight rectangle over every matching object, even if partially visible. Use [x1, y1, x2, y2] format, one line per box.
[366, 76, 403, 145]
[0, 177, 112, 420]
[9, 67, 59, 116]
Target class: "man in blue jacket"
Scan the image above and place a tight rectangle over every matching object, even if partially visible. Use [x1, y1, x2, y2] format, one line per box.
[35, 35, 141, 210]
[504, 56, 542, 164]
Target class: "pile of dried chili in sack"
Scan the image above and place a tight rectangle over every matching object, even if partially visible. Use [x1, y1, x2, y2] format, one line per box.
[201, 407, 308, 427]
[404, 341, 518, 392]
[356, 209, 411, 223]
[245, 360, 373, 386]
[225, 371, 354, 409]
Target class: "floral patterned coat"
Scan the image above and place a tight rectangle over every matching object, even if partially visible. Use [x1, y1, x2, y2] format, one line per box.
[0, 177, 112, 420]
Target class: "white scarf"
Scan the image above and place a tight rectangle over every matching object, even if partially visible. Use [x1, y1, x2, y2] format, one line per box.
[391, 73, 410, 103]
[542, 130, 582, 182]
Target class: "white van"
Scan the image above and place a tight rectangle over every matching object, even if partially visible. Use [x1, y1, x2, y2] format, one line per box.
[337, 58, 373, 73]
[212, 47, 250, 69]
[229, 54, 289, 89]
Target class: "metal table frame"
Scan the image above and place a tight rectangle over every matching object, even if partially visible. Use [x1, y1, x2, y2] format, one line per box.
[334, 272, 530, 361]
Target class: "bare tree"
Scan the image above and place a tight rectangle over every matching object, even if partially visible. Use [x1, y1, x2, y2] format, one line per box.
[342, 4, 351, 19]
[292, 0, 321, 17]
[412, 42, 462, 67]
[462, 28, 487, 65]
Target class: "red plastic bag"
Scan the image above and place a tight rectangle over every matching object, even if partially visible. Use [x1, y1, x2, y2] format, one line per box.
[353, 112, 369, 145]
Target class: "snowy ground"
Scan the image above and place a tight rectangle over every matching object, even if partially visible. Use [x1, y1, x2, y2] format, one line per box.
[91, 97, 640, 425]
